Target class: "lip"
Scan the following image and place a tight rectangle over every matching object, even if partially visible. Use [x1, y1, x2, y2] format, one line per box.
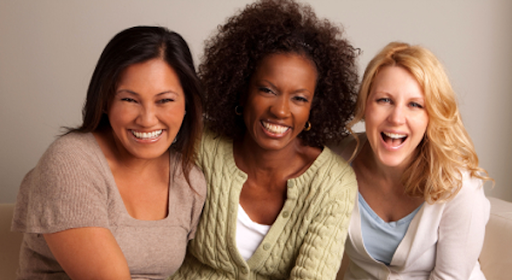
[129, 129, 164, 143]
[380, 130, 407, 150]
[260, 120, 291, 138]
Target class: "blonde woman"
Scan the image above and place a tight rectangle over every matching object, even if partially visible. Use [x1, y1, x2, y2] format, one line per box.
[334, 42, 493, 279]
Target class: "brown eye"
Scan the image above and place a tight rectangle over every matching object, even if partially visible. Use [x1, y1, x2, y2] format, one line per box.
[121, 98, 137, 103]
[157, 98, 174, 104]
[294, 96, 309, 103]
[259, 87, 274, 94]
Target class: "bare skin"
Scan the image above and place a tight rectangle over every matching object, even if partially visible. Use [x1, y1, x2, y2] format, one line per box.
[234, 136, 320, 225]
[95, 129, 170, 221]
[353, 141, 423, 223]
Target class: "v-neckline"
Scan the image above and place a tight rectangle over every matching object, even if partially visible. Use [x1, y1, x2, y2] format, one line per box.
[88, 132, 173, 223]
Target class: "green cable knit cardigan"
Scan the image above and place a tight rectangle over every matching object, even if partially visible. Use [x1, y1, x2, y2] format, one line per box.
[170, 132, 357, 279]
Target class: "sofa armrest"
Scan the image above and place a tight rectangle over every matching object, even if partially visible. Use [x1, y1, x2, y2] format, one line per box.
[480, 197, 512, 280]
[0, 204, 23, 279]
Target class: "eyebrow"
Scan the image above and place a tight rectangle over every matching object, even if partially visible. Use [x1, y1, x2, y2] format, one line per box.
[116, 89, 178, 96]
[259, 79, 314, 95]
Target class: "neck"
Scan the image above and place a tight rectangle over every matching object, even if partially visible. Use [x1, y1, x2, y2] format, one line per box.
[233, 134, 313, 183]
[358, 141, 405, 185]
[94, 130, 169, 173]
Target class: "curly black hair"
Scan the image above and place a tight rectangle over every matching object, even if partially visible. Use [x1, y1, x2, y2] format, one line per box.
[200, 0, 359, 147]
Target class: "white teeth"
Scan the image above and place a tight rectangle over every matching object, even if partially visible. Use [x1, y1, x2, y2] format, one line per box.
[131, 130, 163, 140]
[262, 121, 289, 134]
[383, 132, 407, 139]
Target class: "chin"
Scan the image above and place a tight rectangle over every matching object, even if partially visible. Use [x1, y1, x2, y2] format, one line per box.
[130, 146, 170, 160]
[375, 151, 406, 167]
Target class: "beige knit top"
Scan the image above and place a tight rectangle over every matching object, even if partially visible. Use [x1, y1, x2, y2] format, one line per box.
[12, 132, 206, 279]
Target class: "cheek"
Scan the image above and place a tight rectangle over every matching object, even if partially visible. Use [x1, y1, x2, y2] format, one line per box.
[108, 104, 132, 127]
[292, 106, 311, 123]
[243, 97, 264, 123]
[418, 115, 429, 137]
[363, 106, 379, 130]
[163, 104, 186, 124]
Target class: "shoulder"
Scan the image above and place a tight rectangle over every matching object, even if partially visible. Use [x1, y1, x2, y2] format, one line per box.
[432, 171, 490, 219]
[302, 146, 357, 199]
[449, 171, 489, 206]
[30, 132, 105, 184]
[41, 132, 99, 165]
[13, 132, 111, 233]
[320, 146, 355, 177]
[32, 132, 106, 183]
[27, 132, 108, 196]
[197, 129, 232, 170]
[200, 129, 229, 151]
[328, 133, 365, 162]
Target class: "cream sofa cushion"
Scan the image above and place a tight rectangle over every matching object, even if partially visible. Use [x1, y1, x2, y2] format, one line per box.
[480, 197, 512, 280]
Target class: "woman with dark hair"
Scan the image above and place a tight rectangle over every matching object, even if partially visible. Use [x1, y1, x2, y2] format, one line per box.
[171, 0, 358, 279]
[334, 42, 493, 279]
[12, 26, 206, 279]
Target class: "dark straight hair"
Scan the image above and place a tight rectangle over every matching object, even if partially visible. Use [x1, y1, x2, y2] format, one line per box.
[68, 26, 204, 186]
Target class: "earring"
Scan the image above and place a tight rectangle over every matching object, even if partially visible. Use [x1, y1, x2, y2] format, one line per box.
[304, 121, 311, 131]
[235, 105, 243, 116]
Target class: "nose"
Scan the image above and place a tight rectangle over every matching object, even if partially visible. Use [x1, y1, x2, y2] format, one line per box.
[388, 105, 405, 125]
[269, 96, 291, 119]
[136, 104, 159, 127]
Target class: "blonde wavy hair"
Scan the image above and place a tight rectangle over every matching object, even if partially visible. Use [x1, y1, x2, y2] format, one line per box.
[349, 42, 492, 203]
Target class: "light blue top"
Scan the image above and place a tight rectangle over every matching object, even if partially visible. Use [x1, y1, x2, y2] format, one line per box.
[359, 192, 422, 265]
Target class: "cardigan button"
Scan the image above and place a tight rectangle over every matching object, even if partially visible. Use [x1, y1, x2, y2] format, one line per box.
[262, 243, 271, 250]
[288, 182, 295, 188]
[282, 211, 290, 218]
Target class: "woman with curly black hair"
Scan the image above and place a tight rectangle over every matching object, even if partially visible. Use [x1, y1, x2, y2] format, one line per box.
[171, 0, 359, 279]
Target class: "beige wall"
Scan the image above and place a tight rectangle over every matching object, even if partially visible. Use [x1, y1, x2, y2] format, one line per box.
[1, 0, 511, 203]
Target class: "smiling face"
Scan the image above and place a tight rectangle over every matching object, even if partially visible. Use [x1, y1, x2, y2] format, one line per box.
[107, 58, 186, 160]
[365, 66, 429, 169]
[242, 53, 317, 152]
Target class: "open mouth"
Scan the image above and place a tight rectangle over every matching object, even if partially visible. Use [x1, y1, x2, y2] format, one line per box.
[262, 121, 290, 135]
[131, 129, 163, 140]
[381, 132, 407, 147]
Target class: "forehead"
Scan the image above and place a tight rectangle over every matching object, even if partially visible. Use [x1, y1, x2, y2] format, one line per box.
[255, 52, 317, 76]
[370, 66, 423, 98]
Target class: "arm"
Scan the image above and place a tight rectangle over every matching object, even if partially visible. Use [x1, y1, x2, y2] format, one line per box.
[44, 227, 131, 280]
[429, 176, 490, 280]
[15, 134, 132, 279]
[290, 175, 357, 280]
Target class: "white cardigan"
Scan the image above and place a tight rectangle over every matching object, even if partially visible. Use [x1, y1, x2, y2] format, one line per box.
[332, 135, 490, 280]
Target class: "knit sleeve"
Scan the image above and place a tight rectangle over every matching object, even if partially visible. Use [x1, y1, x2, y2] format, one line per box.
[429, 173, 490, 280]
[12, 133, 110, 234]
[290, 164, 357, 280]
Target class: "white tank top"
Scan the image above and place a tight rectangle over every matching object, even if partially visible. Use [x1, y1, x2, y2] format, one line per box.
[236, 204, 271, 261]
